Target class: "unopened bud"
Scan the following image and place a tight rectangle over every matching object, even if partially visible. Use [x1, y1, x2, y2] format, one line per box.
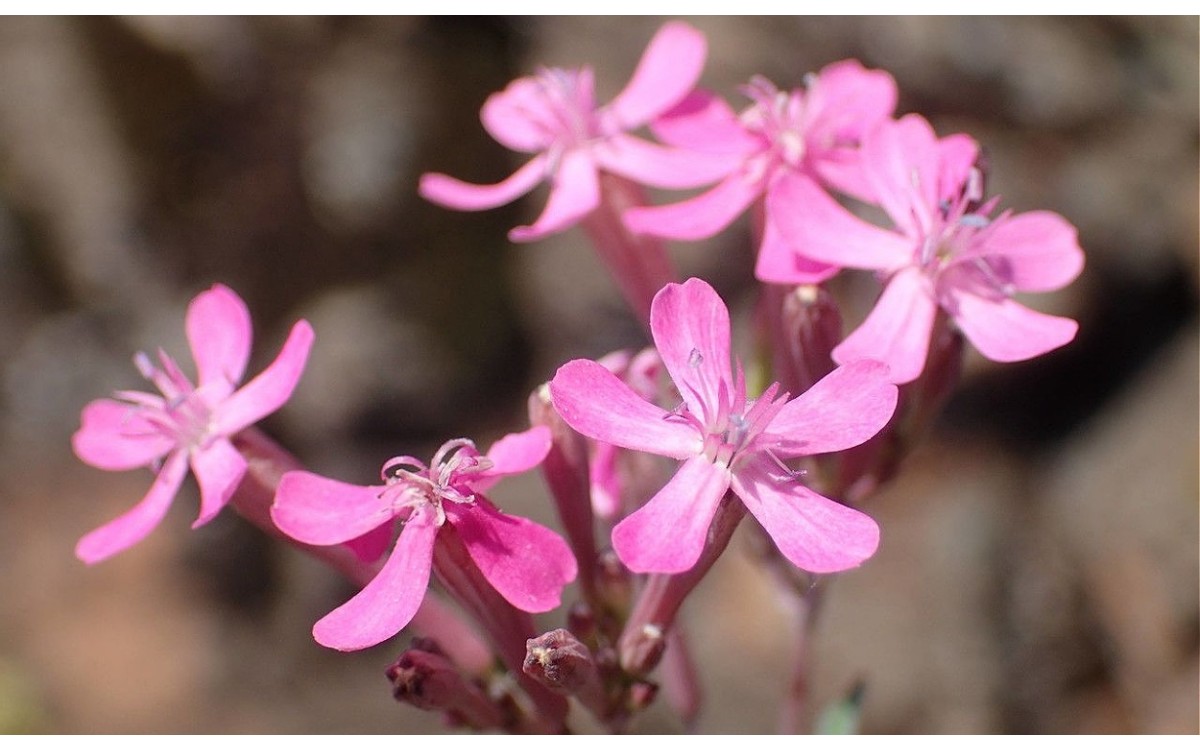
[778, 284, 843, 395]
[386, 642, 505, 729]
[618, 622, 667, 677]
[628, 680, 659, 712]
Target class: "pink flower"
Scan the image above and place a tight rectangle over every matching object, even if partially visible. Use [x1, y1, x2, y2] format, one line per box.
[550, 278, 897, 575]
[271, 428, 577, 651]
[623, 60, 897, 284]
[419, 21, 732, 242]
[769, 114, 1085, 384]
[72, 284, 315, 564]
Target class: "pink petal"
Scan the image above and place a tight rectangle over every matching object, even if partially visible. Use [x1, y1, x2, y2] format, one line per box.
[834, 267, 938, 385]
[604, 21, 707, 130]
[473, 425, 552, 492]
[312, 505, 438, 651]
[651, 90, 761, 154]
[418, 155, 547, 211]
[623, 169, 762, 240]
[650, 278, 734, 422]
[731, 455, 879, 574]
[271, 471, 393, 546]
[589, 441, 623, 519]
[344, 524, 394, 564]
[763, 360, 898, 458]
[593, 133, 739, 190]
[805, 60, 897, 146]
[937, 133, 980, 200]
[861, 114, 944, 237]
[754, 205, 841, 285]
[75, 450, 189, 564]
[187, 284, 252, 392]
[767, 171, 912, 272]
[612, 455, 730, 573]
[509, 149, 600, 242]
[959, 211, 1085, 292]
[480, 77, 557, 153]
[550, 359, 701, 460]
[447, 497, 577, 613]
[190, 437, 248, 527]
[72, 398, 175, 470]
[213, 319, 314, 436]
[948, 290, 1079, 363]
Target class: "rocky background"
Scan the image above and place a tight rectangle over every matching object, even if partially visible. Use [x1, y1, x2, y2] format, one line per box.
[0, 16, 1195, 733]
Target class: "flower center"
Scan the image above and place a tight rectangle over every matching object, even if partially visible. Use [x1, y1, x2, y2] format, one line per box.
[117, 350, 216, 451]
[529, 66, 601, 150]
[740, 77, 808, 169]
[377, 439, 493, 526]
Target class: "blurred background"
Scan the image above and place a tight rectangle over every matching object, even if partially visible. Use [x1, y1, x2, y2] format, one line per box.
[0, 16, 1195, 733]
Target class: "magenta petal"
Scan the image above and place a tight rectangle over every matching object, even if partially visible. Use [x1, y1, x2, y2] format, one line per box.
[418, 155, 547, 211]
[651, 90, 760, 153]
[447, 497, 577, 613]
[187, 284, 252, 391]
[272, 471, 393, 546]
[651, 277, 734, 420]
[862, 115, 944, 237]
[623, 170, 762, 240]
[949, 290, 1079, 363]
[481, 426, 551, 479]
[805, 60, 897, 146]
[763, 360, 898, 458]
[480, 78, 557, 153]
[73, 399, 174, 470]
[768, 171, 912, 272]
[834, 268, 938, 385]
[593, 134, 739, 190]
[589, 441, 623, 520]
[754, 207, 840, 285]
[509, 149, 600, 242]
[213, 320, 314, 436]
[344, 524, 393, 564]
[937, 133, 980, 200]
[75, 450, 189, 564]
[961, 211, 1085, 292]
[550, 359, 701, 459]
[731, 455, 879, 574]
[612, 455, 730, 574]
[190, 437, 247, 527]
[312, 505, 438, 651]
[604, 21, 707, 130]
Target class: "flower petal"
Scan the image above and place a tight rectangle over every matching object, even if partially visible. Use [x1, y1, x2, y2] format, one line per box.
[767, 171, 912, 272]
[190, 437, 248, 527]
[861, 114, 949, 238]
[754, 205, 841, 285]
[612, 455, 730, 574]
[344, 524, 394, 564]
[418, 155, 547, 211]
[509, 149, 600, 242]
[187, 284, 252, 392]
[732, 455, 879, 574]
[650, 277, 734, 421]
[75, 450, 189, 565]
[212, 319, 314, 436]
[72, 398, 175, 471]
[762, 360, 898, 458]
[805, 60, 897, 147]
[312, 504, 438, 651]
[272, 471, 393, 546]
[623, 169, 762, 240]
[948, 289, 1079, 363]
[593, 134, 739, 190]
[604, 21, 707, 130]
[550, 359, 700, 459]
[480, 77, 557, 153]
[472, 425, 552, 493]
[447, 497, 577, 613]
[834, 267, 938, 385]
[959, 211, 1085, 293]
[651, 90, 761, 154]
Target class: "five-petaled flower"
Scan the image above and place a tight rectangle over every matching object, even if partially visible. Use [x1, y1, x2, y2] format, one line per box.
[72, 284, 315, 564]
[418, 21, 733, 242]
[271, 428, 578, 651]
[769, 114, 1085, 384]
[550, 278, 898, 575]
[623, 60, 897, 284]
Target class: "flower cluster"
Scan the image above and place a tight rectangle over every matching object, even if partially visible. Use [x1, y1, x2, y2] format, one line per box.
[71, 20, 1083, 735]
